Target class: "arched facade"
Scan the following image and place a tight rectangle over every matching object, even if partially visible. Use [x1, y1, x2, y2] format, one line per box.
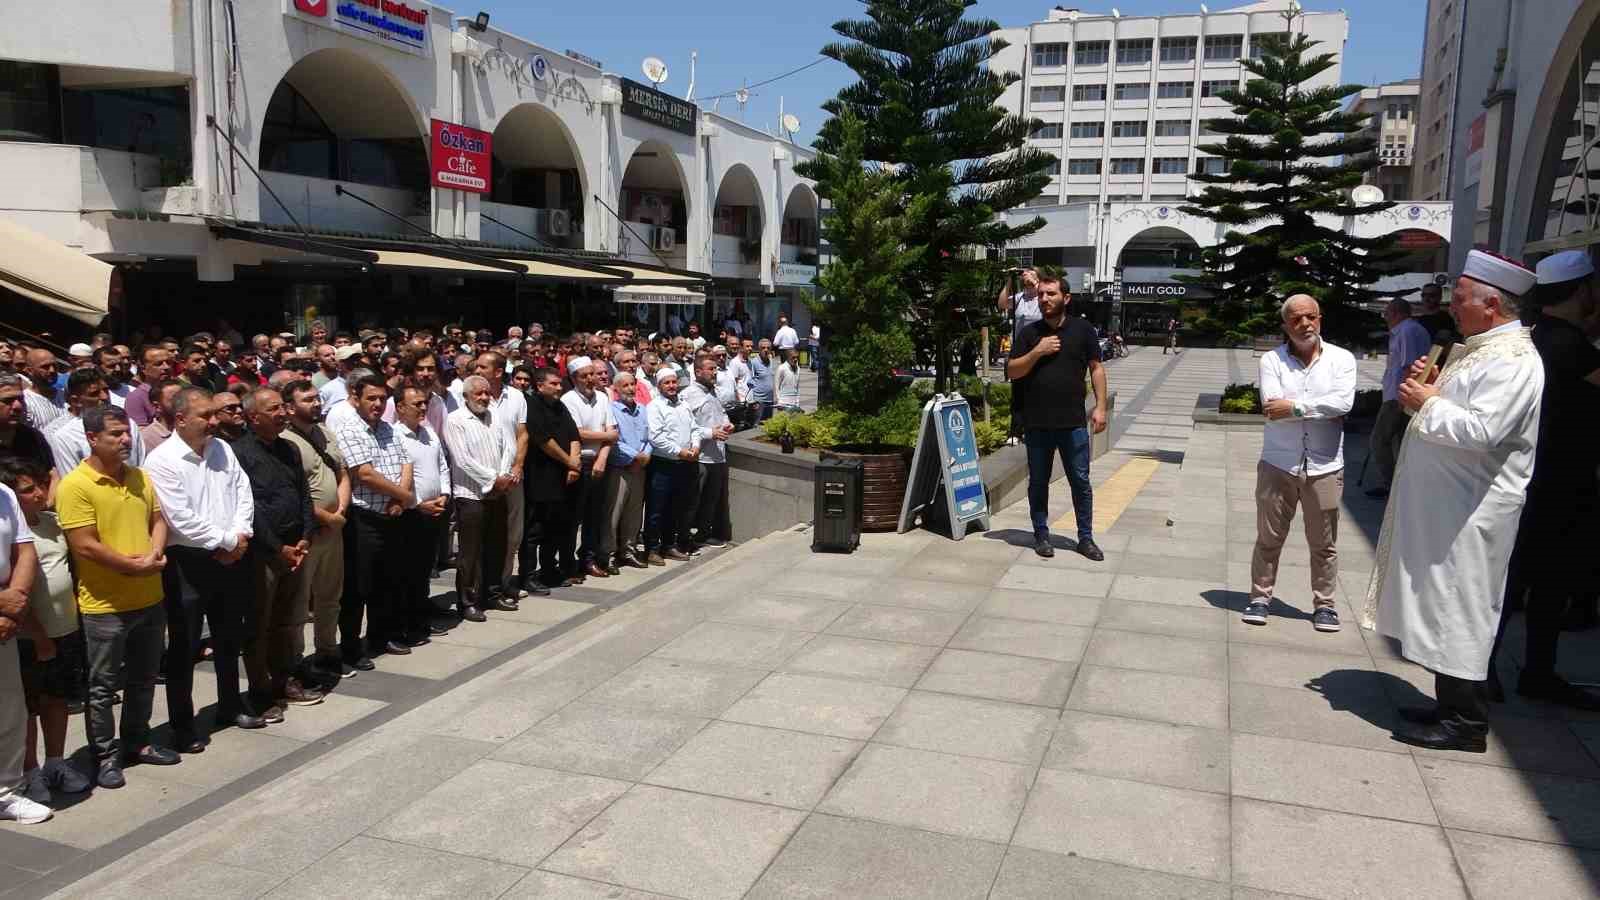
[615, 138, 694, 267]
[1099, 204, 1217, 278]
[708, 163, 767, 280]
[480, 103, 589, 250]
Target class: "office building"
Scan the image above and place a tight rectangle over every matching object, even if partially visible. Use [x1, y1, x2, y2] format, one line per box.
[1345, 80, 1420, 201]
[1413, 0, 1464, 202]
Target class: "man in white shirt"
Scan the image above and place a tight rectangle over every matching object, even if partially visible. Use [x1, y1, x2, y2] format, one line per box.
[680, 356, 736, 548]
[809, 324, 821, 371]
[475, 352, 528, 601]
[443, 375, 516, 621]
[773, 314, 800, 354]
[382, 350, 447, 436]
[0, 476, 49, 824]
[561, 357, 619, 577]
[145, 387, 268, 740]
[46, 371, 148, 476]
[710, 346, 739, 408]
[644, 370, 704, 563]
[392, 386, 451, 643]
[318, 345, 362, 416]
[1244, 295, 1357, 634]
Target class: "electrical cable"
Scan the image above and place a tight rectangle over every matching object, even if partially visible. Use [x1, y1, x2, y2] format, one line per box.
[697, 57, 829, 101]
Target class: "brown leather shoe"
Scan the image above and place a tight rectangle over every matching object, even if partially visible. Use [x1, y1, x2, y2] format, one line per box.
[662, 548, 691, 562]
[584, 561, 610, 578]
[646, 551, 667, 566]
[278, 678, 325, 707]
[617, 552, 647, 569]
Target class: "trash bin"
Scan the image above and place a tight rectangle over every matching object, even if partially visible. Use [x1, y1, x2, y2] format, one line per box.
[812, 458, 863, 553]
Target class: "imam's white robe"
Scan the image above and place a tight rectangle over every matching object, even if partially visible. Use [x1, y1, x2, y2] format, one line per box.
[1363, 321, 1543, 681]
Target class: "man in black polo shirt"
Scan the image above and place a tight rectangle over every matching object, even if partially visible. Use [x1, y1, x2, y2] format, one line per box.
[1006, 266, 1108, 561]
[524, 368, 583, 588]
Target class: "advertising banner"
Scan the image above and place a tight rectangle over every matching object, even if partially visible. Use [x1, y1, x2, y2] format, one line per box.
[285, 0, 430, 56]
[430, 119, 492, 194]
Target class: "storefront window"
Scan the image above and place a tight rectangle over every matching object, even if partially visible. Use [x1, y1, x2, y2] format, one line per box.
[260, 81, 426, 190]
[62, 84, 191, 181]
[0, 61, 62, 142]
[1530, 18, 1600, 246]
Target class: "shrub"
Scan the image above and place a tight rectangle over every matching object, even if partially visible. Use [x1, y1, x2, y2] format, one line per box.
[1220, 382, 1262, 414]
[761, 412, 793, 442]
[827, 325, 916, 416]
[1220, 397, 1259, 414]
[973, 416, 1009, 455]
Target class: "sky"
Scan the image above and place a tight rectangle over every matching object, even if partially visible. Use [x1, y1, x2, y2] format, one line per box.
[483, 0, 1427, 146]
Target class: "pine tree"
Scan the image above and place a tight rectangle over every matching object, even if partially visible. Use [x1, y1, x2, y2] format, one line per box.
[1178, 26, 1398, 344]
[798, 0, 1057, 393]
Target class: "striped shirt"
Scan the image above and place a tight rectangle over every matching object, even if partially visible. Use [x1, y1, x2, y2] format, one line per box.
[442, 406, 511, 501]
[335, 417, 412, 512]
[23, 389, 66, 431]
[395, 421, 450, 505]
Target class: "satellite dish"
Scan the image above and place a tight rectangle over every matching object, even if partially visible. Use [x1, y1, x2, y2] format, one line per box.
[781, 114, 801, 136]
[1352, 184, 1385, 203]
[1200, 4, 1208, 13]
[735, 88, 750, 105]
[641, 56, 668, 86]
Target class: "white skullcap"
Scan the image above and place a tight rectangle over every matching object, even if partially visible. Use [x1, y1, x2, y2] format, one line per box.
[711, 344, 728, 353]
[1461, 249, 1536, 297]
[68, 343, 92, 357]
[654, 368, 679, 386]
[567, 355, 593, 375]
[1535, 250, 1595, 285]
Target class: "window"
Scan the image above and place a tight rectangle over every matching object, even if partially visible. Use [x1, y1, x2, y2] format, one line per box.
[1068, 194, 1099, 203]
[1030, 123, 1063, 140]
[1070, 121, 1104, 139]
[1160, 37, 1197, 63]
[1157, 81, 1195, 99]
[1248, 34, 1284, 60]
[1110, 157, 1144, 175]
[1072, 83, 1107, 102]
[1033, 43, 1066, 67]
[1117, 39, 1153, 66]
[1113, 82, 1150, 101]
[262, 81, 422, 189]
[1195, 157, 1227, 175]
[1067, 158, 1102, 175]
[1202, 80, 1236, 98]
[1199, 118, 1227, 135]
[1006, 248, 1035, 266]
[1043, 158, 1061, 175]
[713, 206, 758, 237]
[0, 61, 63, 142]
[1075, 41, 1109, 66]
[1112, 120, 1148, 138]
[1153, 157, 1188, 174]
[1204, 34, 1243, 61]
[1154, 119, 1191, 137]
[1398, 103, 1411, 120]
[1150, 194, 1187, 202]
[1386, 103, 1398, 120]
[1030, 85, 1066, 104]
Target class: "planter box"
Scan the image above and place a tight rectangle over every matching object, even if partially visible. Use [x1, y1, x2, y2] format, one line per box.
[141, 186, 201, 216]
[1192, 393, 1265, 431]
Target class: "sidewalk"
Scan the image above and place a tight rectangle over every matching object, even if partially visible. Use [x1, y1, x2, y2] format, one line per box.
[15, 348, 1600, 900]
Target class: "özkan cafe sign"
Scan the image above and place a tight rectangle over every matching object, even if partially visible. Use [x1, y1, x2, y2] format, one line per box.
[287, 0, 430, 56]
[430, 120, 492, 193]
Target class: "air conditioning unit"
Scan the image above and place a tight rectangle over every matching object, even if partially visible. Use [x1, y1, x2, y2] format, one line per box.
[546, 209, 571, 237]
[653, 226, 677, 252]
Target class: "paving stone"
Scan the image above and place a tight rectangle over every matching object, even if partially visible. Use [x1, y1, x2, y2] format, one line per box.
[978, 588, 1103, 627]
[1230, 679, 1403, 753]
[1225, 608, 1371, 656]
[652, 622, 815, 669]
[1416, 758, 1600, 848]
[1097, 600, 1228, 640]
[875, 691, 1056, 765]
[720, 672, 907, 739]
[745, 813, 1005, 900]
[779, 635, 941, 687]
[1119, 553, 1228, 582]
[1228, 643, 1373, 691]
[1045, 711, 1229, 794]
[584, 657, 768, 717]
[1410, 712, 1600, 779]
[997, 566, 1115, 597]
[710, 595, 853, 632]
[949, 616, 1092, 662]
[1109, 575, 1224, 609]
[1230, 733, 1435, 823]
[1013, 769, 1230, 881]
[544, 785, 805, 900]
[1231, 798, 1468, 900]
[817, 743, 1031, 842]
[1068, 665, 1229, 730]
[20, 770, 208, 850]
[263, 836, 527, 899]
[824, 604, 969, 646]
[1083, 630, 1228, 680]
[432, 617, 562, 651]
[988, 846, 1229, 900]
[916, 648, 1077, 707]
[643, 721, 861, 809]
[65, 861, 286, 900]
[500, 871, 671, 899]
[897, 554, 1011, 587]
[1447, 829, 1600, 900]
[373, 640, 496, 680]
[492, 702, 709, 781]
[848, 577, 987, 613]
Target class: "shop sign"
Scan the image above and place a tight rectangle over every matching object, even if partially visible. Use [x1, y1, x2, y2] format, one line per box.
[620, 78, 698, 136]
[1122, 282, 1192, 298]
[285, 0, 430, 57]
[430, 119, 492, 193]
[775, 262, 817, 285]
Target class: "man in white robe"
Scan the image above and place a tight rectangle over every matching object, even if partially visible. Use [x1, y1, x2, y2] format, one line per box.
[1364, 249, 1544, 753]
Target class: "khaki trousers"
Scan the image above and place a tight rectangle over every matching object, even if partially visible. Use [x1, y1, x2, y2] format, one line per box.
[504, 484, 525, 586]
[605, 465, 647, 558]
[248, 550, 307, 701]
[1251, 461, 1341, 609]
[302, 525, 346, 657]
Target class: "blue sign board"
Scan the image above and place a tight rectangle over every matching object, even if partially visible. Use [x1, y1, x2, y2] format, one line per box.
[898, 395, 991, 539]
[937, 403, 987, 520]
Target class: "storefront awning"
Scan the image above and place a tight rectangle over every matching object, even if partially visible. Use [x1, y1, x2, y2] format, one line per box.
[604, 264, 711, 285]
[612, 284, 707, 305]
[0, 219, 116, 326]
[370, 249, 528, 275]
[494, 257, 631, 284]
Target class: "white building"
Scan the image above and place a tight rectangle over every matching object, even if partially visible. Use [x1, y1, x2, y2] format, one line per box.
[0, 1, 819, 340]
[1345, 80, 1420, 202]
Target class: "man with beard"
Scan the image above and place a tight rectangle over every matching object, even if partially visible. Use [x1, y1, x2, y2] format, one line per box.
[525, 368, 582, 587]
[227, 349, 266, 388]
[382, 350, 447, 436]
[177, 344, 219, 394]
[211, 389, 248, 442]
[139, 379, 183, 452]
[561, 357, 617, 578]
[445, 376, 516, 621]
[644, 370, 703, 564]
[680, 356, 735, 548]
[281, 380, 352, 682]
[21, 350, 66, 432]
[94, 346, 133, 409]
[45, 369, 148, 476]
[0, 375, 55, 497]
[474, 352, 527, 602]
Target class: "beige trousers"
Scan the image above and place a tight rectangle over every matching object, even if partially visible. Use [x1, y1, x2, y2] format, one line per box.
[1251, 461, 1341, 609]
[302, 525, 346, 657]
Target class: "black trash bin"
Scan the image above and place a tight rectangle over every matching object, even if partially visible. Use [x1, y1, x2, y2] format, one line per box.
[812, 458, 863, 553]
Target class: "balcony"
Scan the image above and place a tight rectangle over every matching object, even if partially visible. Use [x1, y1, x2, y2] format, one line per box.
[710, 233, 761, 281]
[619, 222, 688, 269]
[0, 142, 161, 242]
[258, 173, 420, 237]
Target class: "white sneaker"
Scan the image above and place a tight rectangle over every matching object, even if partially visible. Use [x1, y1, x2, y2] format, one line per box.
[43, 760, 90, 794]
[0, 792, 53, 824]
[19, 769, 49, 804]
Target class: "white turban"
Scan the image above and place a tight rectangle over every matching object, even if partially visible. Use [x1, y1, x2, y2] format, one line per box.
[567, 356, 593, 375]
[1461, 249, 1536, 297]
[654, 368, 679, 386]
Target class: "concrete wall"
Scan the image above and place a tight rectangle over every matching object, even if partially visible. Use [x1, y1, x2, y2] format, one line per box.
[0, 0, 193, 75]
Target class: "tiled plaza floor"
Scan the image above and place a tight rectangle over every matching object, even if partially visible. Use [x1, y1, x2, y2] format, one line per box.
[11, 347, 1600, 900]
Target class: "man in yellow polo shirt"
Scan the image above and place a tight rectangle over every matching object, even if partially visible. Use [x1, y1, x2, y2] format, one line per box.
[55, 406, 178, 790]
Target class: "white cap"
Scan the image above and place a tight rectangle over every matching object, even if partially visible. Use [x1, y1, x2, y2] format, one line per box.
[1461, 249, 1536, 296]
[68, 343, 92, 357]
[1535, 249, 1595, 285]
[335, 344, 365, 361]
[654, 368, 679, 386]
[567, 356, 593, 375]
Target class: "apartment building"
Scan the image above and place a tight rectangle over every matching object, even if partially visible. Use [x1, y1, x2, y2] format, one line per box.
[1413, 0, 1463, 202]
[1345, 80, 1420, 201]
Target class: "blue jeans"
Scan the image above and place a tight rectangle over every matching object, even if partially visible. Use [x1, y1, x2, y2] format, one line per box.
[1026, 426, 1093, 541]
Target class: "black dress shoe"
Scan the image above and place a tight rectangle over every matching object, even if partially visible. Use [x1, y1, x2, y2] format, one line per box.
[458, 604, 487, 623]
[484, 595, 518, 612]
[123, 745, 181, 766]
[383, 640, 413, 655]
[1076, 539, 1105, 562]
[232, 712, 270, 730]
[352, 656, 376, 672]
[1391, 719, 1487, 753]
[522, 577, 552, 596]
[1397, 706, 1440, 725]
[174, 733, 209, 754]
[605, 563, 621, 576]
[428, 622, 451, 635]
[584, 561, 610, 579]
[404, 634, 432, 647]
[97, 759, 125, 789]
[1033, 535, 1055, 559]
[618, 553, 648, 569]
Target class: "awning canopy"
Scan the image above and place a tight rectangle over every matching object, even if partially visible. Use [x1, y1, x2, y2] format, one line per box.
[0, 219, 116, 326]
[494, 256, 631, 284]
[371, 249, 523, 275]
[612, 284, 707, 306]
[604, 264, 710, 285]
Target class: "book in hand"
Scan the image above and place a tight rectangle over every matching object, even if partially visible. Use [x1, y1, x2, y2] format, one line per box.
[1421, 345, 1447, 384]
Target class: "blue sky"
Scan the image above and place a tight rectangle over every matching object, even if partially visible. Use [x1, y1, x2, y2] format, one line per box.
[484, 0, 1425, 145]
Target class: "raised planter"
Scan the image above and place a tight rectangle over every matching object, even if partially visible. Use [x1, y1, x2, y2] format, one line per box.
[820, 445, 912, 532]
[141, 186, 201, 216]
[1192, 393, 1265, 431]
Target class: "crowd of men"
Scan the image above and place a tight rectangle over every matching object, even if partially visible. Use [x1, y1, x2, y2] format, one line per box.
[0, 316, 810, 824]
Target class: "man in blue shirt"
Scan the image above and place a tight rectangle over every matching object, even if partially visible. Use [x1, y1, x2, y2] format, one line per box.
[1368, 297, 1432, 498]
[605, 372, 651, 570]
[745, 339, 776, 422]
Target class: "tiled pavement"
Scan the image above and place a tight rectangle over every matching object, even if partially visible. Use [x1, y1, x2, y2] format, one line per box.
[13, 347, 1600, 899]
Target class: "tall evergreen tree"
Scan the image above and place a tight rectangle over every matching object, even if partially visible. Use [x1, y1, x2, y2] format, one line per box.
[798, 0, 1057, 393]
[1178, 25, 1398, 343]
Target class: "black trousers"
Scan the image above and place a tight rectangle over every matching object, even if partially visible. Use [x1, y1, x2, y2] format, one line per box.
[576, 465, 612, 563]
[531, 495, 575, 586]
[694, 462, 731, 542]
[1489, 493, 1594, 688]
[644, 459, 696, 552]
[1436, 671, 1489, 730]
[345, 508, 406, 658]
[163, 546, 250, 733]
[458, 493, 506, 605]
[400, 509, 444, 636]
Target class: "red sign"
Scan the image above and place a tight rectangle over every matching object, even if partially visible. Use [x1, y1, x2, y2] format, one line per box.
[429, 119, 491, 194]
[293, 0, 327, 15]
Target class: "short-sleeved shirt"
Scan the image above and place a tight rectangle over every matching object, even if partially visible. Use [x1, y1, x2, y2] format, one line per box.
[0, 482, 32, 588]
[1009, 291, 1042, 343]
[1009, 315, 1101, 430]
[334, 419, 412, 512]
[28, 511, 77, 638]
[1529, 315, 1600, 495]
[55, 462, 164, 615]
[283, 422, 345, 512]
